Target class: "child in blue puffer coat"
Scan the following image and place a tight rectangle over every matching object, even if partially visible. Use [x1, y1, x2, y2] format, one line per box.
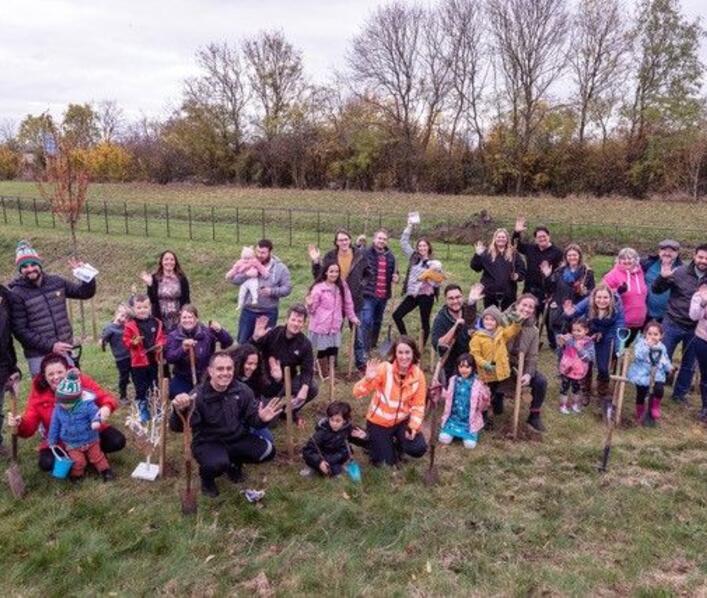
[627, 321, 672, 425]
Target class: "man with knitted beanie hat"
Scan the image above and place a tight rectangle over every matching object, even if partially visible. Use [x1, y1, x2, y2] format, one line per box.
[9, 240, 97, 376]
[47, 368, 114, 481]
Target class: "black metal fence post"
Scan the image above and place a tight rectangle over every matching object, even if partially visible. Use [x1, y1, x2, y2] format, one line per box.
[104, 200, 109, 234]
[447, 216, 451, 259]
[188, 205, 193, 240]
[165, 204, 170, 238]
[85, 200, 91, 231]
[144, 203, 149, 237]
[33, 198, 39, 226]
[261, 208, 265, 239]
[1, 196, 6, 224]
[289, 209, 293, 246]
[124, 201, 129, 234]
[211, 206, 216, 240]
[17, 197, 23, 225]
[236, 207, 240, 242]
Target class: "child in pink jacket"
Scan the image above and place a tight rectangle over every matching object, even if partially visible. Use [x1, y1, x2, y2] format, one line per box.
[306, 263, 360, 376]
[439, 353, 490, 449]
[556, 318, 595, 414]
[602, 247, 647, 343]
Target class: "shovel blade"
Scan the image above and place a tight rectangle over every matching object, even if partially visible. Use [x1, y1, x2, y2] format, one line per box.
[423, 466, 440, 487]
[181, 490, 198, 515]
[6, 463, 26, 499]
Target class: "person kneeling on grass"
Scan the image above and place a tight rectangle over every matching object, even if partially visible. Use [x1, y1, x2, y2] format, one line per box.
[352, 336, 427, 466]
[439, 353, 490, 449]
[170, 351, 283, 498]
[48, 369, 114, 482]
[301, 401, 367, 477]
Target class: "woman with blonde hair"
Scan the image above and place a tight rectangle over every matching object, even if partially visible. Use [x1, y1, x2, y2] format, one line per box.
[470, 228, 526, 310]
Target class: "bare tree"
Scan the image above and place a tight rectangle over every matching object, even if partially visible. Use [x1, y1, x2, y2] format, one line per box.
[439, 0, 488, 153]
[348, 1, 426, 190]
[487, 0, 569, 194]
[243, 30, 304, 140]
[184, 42, 249, 153]
[568, 0, 629, 144]
[96, 100, 125, 143]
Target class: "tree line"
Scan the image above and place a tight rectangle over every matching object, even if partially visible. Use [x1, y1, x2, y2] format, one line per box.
[1, 0, 705, 199]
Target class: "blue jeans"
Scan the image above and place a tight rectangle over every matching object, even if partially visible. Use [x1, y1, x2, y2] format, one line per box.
[356, 296, 388, 368]
[694, 336, 707, 409]
[237, 307, 278, 345]
[169, 374, 193, 399]
[662, 317, 697, 400]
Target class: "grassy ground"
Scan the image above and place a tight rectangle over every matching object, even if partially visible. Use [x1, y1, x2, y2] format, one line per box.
[0, 194, 705, 596]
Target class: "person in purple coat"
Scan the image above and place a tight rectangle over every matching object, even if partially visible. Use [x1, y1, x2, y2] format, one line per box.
[165, 304, 233, 397]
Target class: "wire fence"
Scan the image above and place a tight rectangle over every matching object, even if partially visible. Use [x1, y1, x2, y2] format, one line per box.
[0, 194, 703, 256]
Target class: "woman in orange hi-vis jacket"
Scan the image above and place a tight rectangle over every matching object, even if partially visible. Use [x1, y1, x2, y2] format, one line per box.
[352, 336, 427, 465]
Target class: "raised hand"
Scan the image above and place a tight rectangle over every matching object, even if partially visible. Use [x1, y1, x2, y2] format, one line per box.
[268, 356, 283, 382]
[253, 315, 271, 340]
[468, 283, 485, 303]
[139, 271, 153, 286]
[209, 320, 222, 332]
[67, 257, 84, 270]
[562, 299, 575, 316]
[307, 244, 321, 262]
[514, 216, 527, 233]
[660, 261, 675, 279]
[365, 358, 380, 380]
[539, 260, 552, 278]
[258, 397, 284, 422]
[475, 241, 486, 255]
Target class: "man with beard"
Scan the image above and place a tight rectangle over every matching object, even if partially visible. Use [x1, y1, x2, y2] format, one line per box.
[9, 241, 96, 375]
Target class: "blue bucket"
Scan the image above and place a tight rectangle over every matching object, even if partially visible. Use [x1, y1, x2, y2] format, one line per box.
[345, 460, 362, 483]
[51, 446, 74, 479]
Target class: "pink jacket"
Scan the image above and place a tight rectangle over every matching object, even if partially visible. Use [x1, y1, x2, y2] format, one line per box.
[307, 281, 358, 335]
[689, 291, 707, 342]
[225, 257, 268, 281]
[441, 375, 491, 434]
[602, 264, 647, 328]
[558, 336, 595, 380]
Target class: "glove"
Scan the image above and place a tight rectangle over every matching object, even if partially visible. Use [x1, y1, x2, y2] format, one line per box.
[617, 282, 628, 294]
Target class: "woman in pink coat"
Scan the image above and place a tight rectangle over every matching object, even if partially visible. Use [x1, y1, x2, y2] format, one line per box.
[602, 247, 647, 346]
[306, 263, 360, 377]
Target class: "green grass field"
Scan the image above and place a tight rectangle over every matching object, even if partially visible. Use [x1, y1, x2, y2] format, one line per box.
[0, 186, 705, 596]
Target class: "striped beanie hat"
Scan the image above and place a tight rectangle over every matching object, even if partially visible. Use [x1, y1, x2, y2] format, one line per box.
[15, 240, 42, 270]
[55, 368, 82, 403]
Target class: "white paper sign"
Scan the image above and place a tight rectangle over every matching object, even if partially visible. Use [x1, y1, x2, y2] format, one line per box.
[72, 263, 99, 283]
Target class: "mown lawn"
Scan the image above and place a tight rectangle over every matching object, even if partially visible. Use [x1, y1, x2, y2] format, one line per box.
[0, 192, 705, 596]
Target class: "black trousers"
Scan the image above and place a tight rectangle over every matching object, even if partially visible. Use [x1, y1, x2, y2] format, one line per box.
[132, 364, 158, 403]
[635, 382, 665, 405]
[392, 294, 435, 345]
[38, 426, 126, 471]
[115, 358, 131, 399]
[193, 434, 275, 482]
[366, 419, 427, 466]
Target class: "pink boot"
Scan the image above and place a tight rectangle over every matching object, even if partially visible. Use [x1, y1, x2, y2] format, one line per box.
[650, 397, 661, 420]
[635, 403, 646, 422]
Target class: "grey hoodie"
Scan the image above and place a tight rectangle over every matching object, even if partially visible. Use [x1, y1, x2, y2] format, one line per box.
[230, 255, 292, 312]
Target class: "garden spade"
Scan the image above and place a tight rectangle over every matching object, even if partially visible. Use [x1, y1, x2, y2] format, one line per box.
[424, 353, 450, 487]
[175, 399, 197, 515]
[4, 375, 25, 499]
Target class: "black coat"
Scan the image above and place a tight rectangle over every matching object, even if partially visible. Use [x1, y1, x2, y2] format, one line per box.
[543, 264, 595, 306]
[511, 232, 563, 293]
[312, 248, 368, 314]
[146, 274, 191, 320]
[653, 260, 704, 329]
[361, 246, 396, 300]
[0, 285, 18, 384]
[9, 273, 96, 358]
[470, 250, 526, 303]
[302, 418, 351, 469]
[170, 379, 265, 448]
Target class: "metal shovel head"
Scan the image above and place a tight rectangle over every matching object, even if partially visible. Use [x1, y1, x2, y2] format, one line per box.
[5, 463, 26, 499]
[345, 460, 362, 483]
[423, 466, 440, 486]
[181, 489, 198, 515]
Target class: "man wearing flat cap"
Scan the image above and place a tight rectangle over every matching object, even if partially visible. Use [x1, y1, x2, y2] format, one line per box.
[641, 239, 682, 324]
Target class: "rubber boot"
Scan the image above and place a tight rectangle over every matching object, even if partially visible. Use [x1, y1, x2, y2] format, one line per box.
[139, 400, 151, 423]
[527, 410, 546, 433]
[635, 403, 646, 423]
[491, 394, 504, 415]
[649, 396, 661, 422]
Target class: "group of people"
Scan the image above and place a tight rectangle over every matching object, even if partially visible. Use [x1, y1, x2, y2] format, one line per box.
[0, 214, 705, 498]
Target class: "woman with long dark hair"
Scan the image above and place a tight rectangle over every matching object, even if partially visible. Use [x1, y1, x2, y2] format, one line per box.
[140, 250, 191, 332]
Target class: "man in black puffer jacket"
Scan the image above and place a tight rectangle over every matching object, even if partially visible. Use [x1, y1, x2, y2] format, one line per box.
[171, 352, 283, 497]
[0, 284, 20, 455]
[9, 241, 96, 375]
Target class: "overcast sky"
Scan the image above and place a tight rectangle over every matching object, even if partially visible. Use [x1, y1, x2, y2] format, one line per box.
[1, 0, 706, 127]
